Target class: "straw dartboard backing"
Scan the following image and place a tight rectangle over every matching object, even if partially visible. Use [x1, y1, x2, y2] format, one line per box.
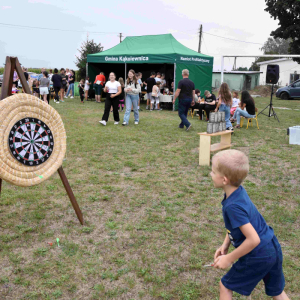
[0, 93, 66, 187]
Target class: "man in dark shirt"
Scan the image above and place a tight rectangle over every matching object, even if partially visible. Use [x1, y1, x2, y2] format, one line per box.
[173, 69, 195, 131]
[144, 72, 156, 110]
[198, 90, 217, 121]
[52, 68, 62, 103]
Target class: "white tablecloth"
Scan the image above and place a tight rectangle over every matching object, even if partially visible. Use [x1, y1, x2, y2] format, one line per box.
[159, 95, 173, 103]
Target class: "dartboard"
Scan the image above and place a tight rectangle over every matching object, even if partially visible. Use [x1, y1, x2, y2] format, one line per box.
[8, 117, 54, 166]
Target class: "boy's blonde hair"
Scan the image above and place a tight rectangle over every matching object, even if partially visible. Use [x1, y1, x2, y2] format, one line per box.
[212, 150, 249, 187]
[204, 90, 210, 97]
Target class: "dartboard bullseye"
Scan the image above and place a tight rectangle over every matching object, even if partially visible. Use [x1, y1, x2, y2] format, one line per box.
[8, 117, 54, 166]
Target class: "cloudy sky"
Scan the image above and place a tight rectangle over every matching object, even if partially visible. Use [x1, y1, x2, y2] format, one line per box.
[0, 0, 279, 71]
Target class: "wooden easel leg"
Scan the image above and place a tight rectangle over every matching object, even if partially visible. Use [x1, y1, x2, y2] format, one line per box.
[0, 56, 15, 101]
[57, 167, 84, 225]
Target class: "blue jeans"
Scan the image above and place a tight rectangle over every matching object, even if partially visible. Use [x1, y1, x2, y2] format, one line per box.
[66, 83, 74, 97]
[219, 103, 231, 128]
[123, 94, 139, 124]
[233, 107, 256, 125]
[178, 99, 192, 128]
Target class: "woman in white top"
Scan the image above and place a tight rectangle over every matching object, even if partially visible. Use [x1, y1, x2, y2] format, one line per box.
[99, 72, 122, 126]
[122, 69, 141, 126]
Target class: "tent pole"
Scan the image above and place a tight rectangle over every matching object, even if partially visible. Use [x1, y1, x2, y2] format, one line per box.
[125, 63, 127, 80]
[221, 56, 224, 84]
[173, 63, 176, 111]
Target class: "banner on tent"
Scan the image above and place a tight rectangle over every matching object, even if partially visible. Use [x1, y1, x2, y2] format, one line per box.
[105, 56, 149, 62]
[178, 56, 212, 65]
[88, 55, 213, 66]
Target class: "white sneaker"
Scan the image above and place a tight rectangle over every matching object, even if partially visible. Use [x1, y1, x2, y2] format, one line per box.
[99, 120, 106, 126]
[70, 96, 74, 99]
[114, 122, 119, 125]
[64, 96, 67, 98]
[134, 121, 138, 125]
[122, 122, 127, 126]
[53, 100, 57, 103]
[56, 101, 59, 104]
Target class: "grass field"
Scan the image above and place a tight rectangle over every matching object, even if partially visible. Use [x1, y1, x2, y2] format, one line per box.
[0, 95, 300, 300]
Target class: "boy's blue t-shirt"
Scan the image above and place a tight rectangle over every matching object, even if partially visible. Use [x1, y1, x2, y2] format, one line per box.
[222, 186, 274, 250]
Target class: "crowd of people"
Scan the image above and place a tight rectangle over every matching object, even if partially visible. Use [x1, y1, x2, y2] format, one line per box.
[12, 66, 256, 130]
[13, 67, 77, 104]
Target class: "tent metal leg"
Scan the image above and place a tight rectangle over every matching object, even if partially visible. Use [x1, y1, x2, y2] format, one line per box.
[173, 63, 176, 111]
[221, 56, 224, 83]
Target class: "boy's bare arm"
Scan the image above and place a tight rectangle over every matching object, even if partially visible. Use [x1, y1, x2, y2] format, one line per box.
[214, 233, 231, 260]
[223, 233, 231, 248]
[214, 223, 260, 269]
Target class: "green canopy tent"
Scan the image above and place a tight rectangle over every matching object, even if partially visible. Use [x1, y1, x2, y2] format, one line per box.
[87, 34, 213, 108]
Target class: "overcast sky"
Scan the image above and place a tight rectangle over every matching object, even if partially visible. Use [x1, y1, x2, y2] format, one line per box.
[0, 0, 279, 71]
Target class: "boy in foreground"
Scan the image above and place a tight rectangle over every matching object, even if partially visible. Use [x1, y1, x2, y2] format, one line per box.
[211, 150, 289, 300]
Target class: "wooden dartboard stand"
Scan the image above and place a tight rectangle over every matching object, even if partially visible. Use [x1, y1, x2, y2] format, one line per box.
[0, 56, 84, 225]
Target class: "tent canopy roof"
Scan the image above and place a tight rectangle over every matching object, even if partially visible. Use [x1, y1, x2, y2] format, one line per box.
[87, 34, 213, 65]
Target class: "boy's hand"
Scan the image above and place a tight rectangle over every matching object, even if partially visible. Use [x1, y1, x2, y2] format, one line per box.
[214, 255, 232, 269]
[214, 245, 228, 260]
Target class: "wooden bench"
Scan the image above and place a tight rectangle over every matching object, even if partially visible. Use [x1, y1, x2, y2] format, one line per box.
[198, 131, 232, 166]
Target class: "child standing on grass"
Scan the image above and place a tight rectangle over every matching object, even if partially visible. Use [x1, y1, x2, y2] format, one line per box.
[78, 79, 85, 103]
[118, 77, 125, 112]
[230, 91, 240, 116]
[210, 149, 289, 300]
[84, 76, 91, 101]
[150, 81, 161, 111]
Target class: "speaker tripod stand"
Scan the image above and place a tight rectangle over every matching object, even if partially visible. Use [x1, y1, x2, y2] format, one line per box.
[258, 84, 279, 123]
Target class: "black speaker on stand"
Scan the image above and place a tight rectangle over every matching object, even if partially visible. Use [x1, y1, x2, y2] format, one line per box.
[258, 64, 280, 122]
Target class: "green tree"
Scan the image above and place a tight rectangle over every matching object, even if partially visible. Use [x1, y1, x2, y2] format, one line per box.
[261, 37, 291, 54]
[249, 37, 291, 71]
[265, 0, 300, 63]
[75, 36, 103, 79]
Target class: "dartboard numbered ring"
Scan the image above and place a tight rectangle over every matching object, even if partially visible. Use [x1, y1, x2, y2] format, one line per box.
[8, 117, 54, 166]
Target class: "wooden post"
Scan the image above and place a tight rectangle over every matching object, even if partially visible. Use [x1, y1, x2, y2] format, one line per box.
[57, 167, 84, 225]
[0, 178, 2, 196]
[0, 56, 15, 100]
[15, 57, 31, 94]
[199, 135, 211, 166]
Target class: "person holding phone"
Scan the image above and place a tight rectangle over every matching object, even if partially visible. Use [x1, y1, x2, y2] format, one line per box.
[99, 72, 122, 126]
